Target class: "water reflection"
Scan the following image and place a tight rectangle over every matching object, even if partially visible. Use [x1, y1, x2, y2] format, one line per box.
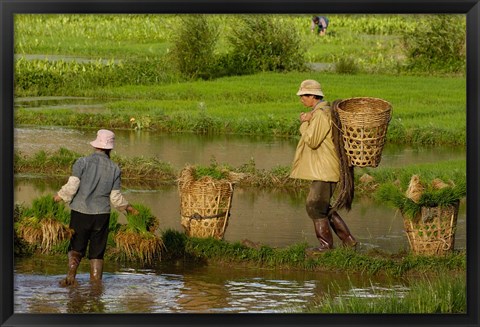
[14, 259, 407, 313]
[13, 178, 467, 253]
[14, 126, 465, 171]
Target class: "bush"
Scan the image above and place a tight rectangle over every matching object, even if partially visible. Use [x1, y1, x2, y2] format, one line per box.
[227, 15, 307, 73]
[169, 15, 219, 80]
[402, 15, 466, 74]
[335, 56, 359, 74]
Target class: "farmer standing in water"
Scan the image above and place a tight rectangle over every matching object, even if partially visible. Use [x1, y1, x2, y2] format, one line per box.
[290, 80, 357, 252]
[54, 129, 139, 286]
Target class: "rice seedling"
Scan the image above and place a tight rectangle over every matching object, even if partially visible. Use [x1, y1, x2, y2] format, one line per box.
[375, 175, 466, 220]
[113, 203, 164, 265]
[15, 195, 73, 253]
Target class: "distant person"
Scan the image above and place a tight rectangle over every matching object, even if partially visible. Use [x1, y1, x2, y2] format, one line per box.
[311, 16, 329, 36]
[54, 129, 139, 286]
[290, 80, 357, 252]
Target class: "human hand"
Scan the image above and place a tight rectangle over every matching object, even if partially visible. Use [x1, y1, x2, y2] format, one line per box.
[53, 194, 63, 202]
[126, 205, 139, 215]
[300, 112, 313, 123]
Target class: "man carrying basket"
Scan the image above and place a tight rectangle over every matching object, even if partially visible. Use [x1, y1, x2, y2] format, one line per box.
[290, 79, 358, 252]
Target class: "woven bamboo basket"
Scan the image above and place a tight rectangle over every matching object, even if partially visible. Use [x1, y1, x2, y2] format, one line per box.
[178, 166, 235, 240]
[334, 97, 392, 168]
[403, 201, 459, 256]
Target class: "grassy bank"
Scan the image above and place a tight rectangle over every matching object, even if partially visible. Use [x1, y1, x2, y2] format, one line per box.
[160, 230, 466, 277]
[300, 273, 466, 313]
[14, 148, 466, 195]
[15, 72, 466, 146]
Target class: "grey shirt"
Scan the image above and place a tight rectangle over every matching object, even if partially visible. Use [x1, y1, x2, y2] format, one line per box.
[69, 152, 122, 215]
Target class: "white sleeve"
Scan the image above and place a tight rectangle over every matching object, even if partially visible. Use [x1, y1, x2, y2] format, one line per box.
[57, 176, 80, 204]
[110, 189, 129, 211]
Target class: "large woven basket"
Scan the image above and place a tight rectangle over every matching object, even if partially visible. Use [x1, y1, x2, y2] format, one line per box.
[178, 167, 235, 240]
[334, 97, 392, 168]
[403, 202, 459, 256]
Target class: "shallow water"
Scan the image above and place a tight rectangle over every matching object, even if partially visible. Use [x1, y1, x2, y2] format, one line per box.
[14, 256, 408, 313]
[14, 125, 465, 171]
[14, 178, 467, 253]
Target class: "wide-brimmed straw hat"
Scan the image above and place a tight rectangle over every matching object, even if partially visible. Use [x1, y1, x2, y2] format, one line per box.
[90, 129, 115, 149]
[296, 79, 324, 97]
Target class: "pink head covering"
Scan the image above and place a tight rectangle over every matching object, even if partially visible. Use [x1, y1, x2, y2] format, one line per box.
[90, 129, 115, 149]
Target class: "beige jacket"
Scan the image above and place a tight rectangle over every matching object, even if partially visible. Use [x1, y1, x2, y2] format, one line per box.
[290, 101, 340, 181]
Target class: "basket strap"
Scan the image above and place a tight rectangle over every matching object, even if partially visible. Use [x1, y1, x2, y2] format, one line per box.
[188, 212, 230, 220]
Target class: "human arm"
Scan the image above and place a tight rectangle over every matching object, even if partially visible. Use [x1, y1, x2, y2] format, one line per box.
[54, 158, 84, 203]
[299, 111, 331, 149]
[53, 176, 81, 203]
[310, 20, 316, 32]
[110, 189, 139, 215]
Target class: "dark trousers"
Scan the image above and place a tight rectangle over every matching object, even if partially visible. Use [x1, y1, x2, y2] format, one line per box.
[305, 181, 337, 220]
[68, 210, 110, 259]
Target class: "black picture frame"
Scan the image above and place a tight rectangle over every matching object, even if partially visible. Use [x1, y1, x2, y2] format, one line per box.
[1, 1, 479, 326]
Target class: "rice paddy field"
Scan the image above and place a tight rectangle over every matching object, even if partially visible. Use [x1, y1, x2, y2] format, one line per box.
[11, 13, 470, 315]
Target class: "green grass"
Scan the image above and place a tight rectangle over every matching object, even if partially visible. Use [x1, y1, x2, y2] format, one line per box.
[160, 229, 466, 276]
[301, 272, 466, 313]
[15, 72, 466, 146]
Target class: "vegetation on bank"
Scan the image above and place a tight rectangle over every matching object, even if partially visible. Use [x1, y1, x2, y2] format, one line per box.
[161, 230, 465, 276]
[14, 14, 466, 147]
[299, 272, 466, 313]
[14, 148, 466, 195]
[15, 71, 466, 146]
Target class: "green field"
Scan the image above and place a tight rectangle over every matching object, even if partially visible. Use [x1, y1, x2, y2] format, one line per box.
[14, 14, 467, 146]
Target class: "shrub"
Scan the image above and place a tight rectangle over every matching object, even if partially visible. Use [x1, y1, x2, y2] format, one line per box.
[227, 15, 307, 73]
[335, 56, 359, 74]
[169, 15, 219, 80]
[402, 15, 466, 74]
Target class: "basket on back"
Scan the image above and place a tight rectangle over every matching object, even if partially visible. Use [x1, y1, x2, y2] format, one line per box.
[334, 97, 392, 168]
[178, 166, 235, 240]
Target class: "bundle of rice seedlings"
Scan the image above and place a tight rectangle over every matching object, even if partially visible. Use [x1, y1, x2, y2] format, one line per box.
[15, 195, 73, 253]
[375, 176, 466, 221]
[15, 216, 43, 246]
[113, 204, 164, 265]
[405, 174, 424, 203]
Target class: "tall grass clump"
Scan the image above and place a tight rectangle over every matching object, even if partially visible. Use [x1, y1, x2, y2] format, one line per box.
[334, 56, 359, 74]
[226, 15, 307, 74]
[402, 14, 466, 74]
[169, 15, 219, 80]
[306, 273, 466, 313]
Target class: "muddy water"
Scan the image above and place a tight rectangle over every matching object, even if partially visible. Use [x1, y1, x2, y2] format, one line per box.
[14, 178, 467, 253]
[15, 255, 408, 313]
[14, 126, 465, 170]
